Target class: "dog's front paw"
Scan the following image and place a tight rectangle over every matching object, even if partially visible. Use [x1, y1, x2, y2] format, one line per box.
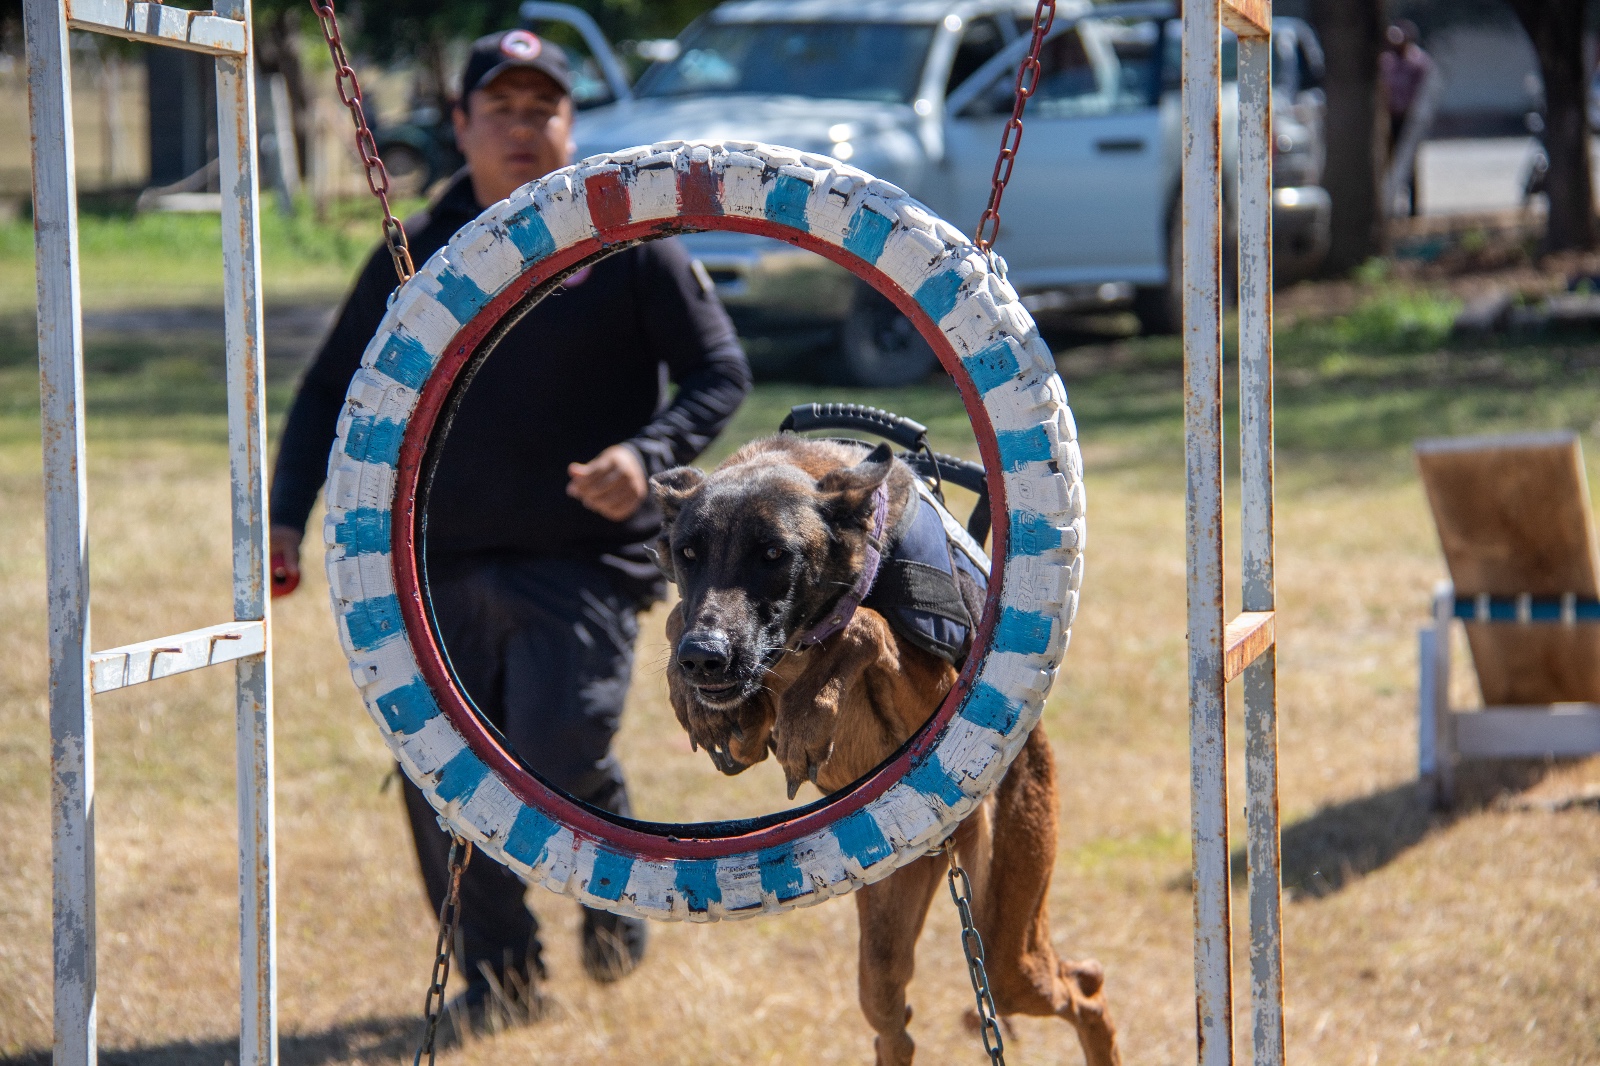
[771, 710, 838, 800]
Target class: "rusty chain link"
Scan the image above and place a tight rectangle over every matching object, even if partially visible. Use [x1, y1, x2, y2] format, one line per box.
[944, 840, 1005, 1065]
[307, 0, 416, 281]
[413, 835, 472, 1066]
[975, 0, 1058, 255]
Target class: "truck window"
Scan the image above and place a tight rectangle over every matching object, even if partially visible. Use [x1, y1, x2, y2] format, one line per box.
[634, 21, 936, 105]
[1026, 27, 1147, 118]
[947, 17, 1007, 93]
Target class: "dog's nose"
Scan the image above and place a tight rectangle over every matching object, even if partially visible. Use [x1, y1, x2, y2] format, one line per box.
[677, 632, 732, 677]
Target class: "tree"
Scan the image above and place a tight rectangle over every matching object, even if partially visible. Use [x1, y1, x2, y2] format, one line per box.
[1308, 0, 1387, 273]
[1506, 0, 1597, 252]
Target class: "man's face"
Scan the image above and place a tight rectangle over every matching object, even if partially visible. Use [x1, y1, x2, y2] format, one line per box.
[453, 67, 574, 207]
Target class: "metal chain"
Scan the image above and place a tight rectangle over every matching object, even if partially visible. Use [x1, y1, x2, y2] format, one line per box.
[307, 0, 416, 281]
[414, 835, 473, 1066]
[944, 840, 1005, 1065]
[974, 0, 1058, 254]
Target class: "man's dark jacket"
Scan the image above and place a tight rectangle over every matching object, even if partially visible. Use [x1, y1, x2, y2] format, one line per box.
[270, 173, 751, 600]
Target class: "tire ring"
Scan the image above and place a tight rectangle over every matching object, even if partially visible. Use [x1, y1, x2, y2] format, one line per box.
[323, 141, 1085, 921]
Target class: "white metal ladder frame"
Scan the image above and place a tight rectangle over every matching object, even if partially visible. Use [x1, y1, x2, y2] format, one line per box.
[23, 1, 276, 1063]
[1182, 0, 1285, 1063]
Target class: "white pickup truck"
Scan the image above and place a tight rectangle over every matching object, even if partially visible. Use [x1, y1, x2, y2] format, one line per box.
[567, 0, 1331, 384]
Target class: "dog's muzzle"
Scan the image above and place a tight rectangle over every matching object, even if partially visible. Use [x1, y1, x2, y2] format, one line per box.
[675, 629, 747, 707]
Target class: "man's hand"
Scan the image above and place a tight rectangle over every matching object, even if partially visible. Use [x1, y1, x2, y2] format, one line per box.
[270, 525, 303, 597]
[567, 444, 648, 522]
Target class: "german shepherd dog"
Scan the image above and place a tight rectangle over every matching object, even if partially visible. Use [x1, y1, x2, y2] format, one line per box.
[651, 434, 1119, 1066]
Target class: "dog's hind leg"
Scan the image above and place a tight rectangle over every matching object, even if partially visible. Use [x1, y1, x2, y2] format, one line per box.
[854, 855, 944, 1065]
[975, 725, 1121, 1066]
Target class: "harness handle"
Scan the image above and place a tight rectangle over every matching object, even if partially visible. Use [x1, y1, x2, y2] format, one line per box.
[780, 404, 992, 545]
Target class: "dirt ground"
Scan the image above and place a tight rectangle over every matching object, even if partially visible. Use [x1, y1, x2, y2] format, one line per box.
[1, 346, 1598, 1065]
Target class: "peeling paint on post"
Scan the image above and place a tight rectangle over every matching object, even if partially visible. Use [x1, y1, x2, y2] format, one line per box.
[1238, 31, 1285, 1066]
[213, 2, 278, 1060]
[24, 0, 98, 1061]
[1182, 0, 1233, 1062]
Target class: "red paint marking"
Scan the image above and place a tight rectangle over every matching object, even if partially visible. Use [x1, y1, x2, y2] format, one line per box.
[676, 159, 723, 217]
[583, 171, 632, 236]
[392, 214, 1010, 861]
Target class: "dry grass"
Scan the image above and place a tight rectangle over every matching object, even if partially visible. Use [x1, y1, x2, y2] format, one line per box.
[3, 321, 1600, 1063]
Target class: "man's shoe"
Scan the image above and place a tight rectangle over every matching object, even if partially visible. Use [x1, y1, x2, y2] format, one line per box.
[581, 906, 647, 983]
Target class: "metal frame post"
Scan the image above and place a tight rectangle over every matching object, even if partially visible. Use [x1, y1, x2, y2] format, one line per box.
[1184, 0, 1282, 1063]
[24, 0, 275, 1062]
[25, 1, 96, 1060]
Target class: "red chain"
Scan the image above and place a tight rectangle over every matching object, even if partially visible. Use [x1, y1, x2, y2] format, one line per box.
[975, 0, 1057, 254]
[307, 0, 416, 281]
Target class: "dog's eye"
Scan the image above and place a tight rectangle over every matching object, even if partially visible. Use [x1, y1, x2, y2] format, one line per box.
[763, 546, 784, 562]
[680, 546, 696, 561]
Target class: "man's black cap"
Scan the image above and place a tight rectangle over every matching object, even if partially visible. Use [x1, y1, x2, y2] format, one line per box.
[460, 29, 572, 99]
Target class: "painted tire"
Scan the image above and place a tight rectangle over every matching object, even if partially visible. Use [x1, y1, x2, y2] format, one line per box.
[323, 142, 1085, 922]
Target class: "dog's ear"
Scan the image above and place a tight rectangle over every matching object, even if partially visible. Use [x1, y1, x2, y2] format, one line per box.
[817, 442, 893, 524]
[651, 466, 706, 525]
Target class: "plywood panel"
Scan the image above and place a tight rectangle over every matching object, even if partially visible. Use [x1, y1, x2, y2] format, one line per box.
[1417, 431, 1600, 704]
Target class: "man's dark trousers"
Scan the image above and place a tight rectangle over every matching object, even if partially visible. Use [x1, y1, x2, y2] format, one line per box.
[401, 555, 642, 984]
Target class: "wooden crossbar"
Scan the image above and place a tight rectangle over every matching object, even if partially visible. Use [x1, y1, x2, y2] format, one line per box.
[1221, 0, 1271, 37]
[90, 620, 264, 693]
[1223, 610, 1275, 682]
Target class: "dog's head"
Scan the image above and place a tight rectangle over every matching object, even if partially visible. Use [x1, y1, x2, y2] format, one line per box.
[651, 439, 895, 714]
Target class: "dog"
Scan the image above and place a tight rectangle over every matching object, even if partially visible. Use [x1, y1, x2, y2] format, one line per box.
[650, 434, 1119, 1066]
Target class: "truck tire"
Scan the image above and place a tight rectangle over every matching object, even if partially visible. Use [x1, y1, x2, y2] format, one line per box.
[836, 281, 939, 386]
[1134, 212, 1183, 336]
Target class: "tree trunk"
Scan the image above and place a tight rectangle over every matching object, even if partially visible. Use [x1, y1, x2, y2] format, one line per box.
[1308, 0, 1388, 273]
[1509, 0, 1597, 253]
[258, 7, 311, 178]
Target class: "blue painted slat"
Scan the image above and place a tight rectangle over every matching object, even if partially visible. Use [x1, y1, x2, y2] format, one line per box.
[914, 268, 964, 323]
[1007, 510, 1063, 558]
[586, 847, 635, 902]
[905, 755, 967, 808]
[992, 606, 1054, 656]
[431, 269, 487, 324]
[959, 681, 1023, 734]
[373, 330, 435, 391]
[673, 859, 723, 911]
[963, 338, 1022, 394]
[342, 416, 404, 468]
[503, 806, 558, 869]
[373, 678, 439, 735]
[332, 508, 391, 555]
[505, 211, 556, 262]
[995, 425, 1053, 470]
[833, 809, 893, 869]
[343, 594, 405, 652]
[764, 173, 813, 231]
[843, 204, 893, 264]
[757, 846, 807, 902]
[434, 748, 489, 804]
[1452, 595, 1600, 622]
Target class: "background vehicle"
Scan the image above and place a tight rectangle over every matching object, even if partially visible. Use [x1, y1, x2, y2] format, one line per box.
[571, 0, 1330, 384]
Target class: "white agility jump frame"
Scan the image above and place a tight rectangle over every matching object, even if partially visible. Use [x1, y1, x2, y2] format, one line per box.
[24, 0, 276, 1063]
[1183, 0, 1285, 1063]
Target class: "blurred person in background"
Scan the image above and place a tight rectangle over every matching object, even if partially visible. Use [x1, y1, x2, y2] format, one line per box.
[1380, 19, 1435, 217]
[267, 29, 750, 1025]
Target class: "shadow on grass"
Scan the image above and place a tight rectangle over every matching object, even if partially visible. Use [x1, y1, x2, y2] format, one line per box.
[1215, 759, 1559, 900]
[0, 1015, 424, 1066]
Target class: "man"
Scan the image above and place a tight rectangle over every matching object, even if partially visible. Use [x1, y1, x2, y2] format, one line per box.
[1380, 19, 1434, 217]
[268, 30, 750, 1019]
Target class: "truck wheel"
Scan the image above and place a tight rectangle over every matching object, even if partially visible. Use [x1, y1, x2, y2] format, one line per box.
[1135, 213, 1183, 335]
[836, 283, 939, 386]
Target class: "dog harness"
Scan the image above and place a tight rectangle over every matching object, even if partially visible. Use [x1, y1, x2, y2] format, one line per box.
[797, 475, 992, 667]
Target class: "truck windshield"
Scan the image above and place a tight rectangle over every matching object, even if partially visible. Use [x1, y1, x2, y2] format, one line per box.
[634, 21, 936, 104]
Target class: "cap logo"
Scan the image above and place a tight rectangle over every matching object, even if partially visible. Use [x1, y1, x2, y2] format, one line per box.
[501, 30, 542, 61]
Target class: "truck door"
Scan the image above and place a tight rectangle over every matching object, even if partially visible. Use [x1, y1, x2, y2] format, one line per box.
[944, 18, 1165, 291]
